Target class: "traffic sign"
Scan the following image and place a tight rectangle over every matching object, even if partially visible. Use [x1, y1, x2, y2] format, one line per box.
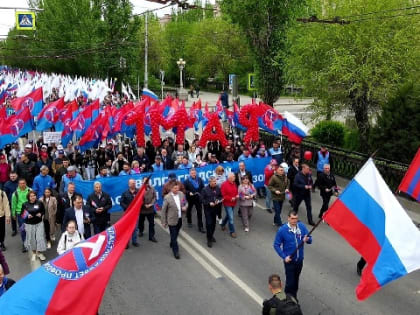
[16, 12, 36, 31]
[248, 73, 256, 91]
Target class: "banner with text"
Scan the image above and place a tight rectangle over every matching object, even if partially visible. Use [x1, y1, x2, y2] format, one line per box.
[74, 157, 270, 212]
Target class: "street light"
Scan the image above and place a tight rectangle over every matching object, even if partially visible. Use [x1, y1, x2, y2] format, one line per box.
[176, 58, 188, 101]
[176, 58, 186, 89]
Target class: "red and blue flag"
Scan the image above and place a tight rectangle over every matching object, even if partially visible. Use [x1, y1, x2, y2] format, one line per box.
[0, 179, 147, 314]
[398, 148, 420, 202]
[55, 100, 79, 132]
[257, 103, 284, 135]
[0, 107, 34, 148]
[36, 97, 65, 131]
[11, 87, 44, 116]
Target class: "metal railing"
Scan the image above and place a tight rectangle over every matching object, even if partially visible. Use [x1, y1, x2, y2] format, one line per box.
[259, 131, 409, 192]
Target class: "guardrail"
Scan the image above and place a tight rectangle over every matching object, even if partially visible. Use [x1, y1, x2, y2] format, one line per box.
[259, 131, 409, 192]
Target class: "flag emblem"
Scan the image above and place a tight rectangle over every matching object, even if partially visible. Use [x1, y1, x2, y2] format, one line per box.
[22, 97, 35, 112]
[43, 227, 115, 281]
[11, 119, 24, 136]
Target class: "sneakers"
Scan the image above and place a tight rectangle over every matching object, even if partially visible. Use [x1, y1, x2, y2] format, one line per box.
[47, 241, 52, 249]
[31, 253, 37, 262]
[266, 208, 273, 214]
[11, 231, 17, 237]
[230, 233, 237, 238]
[207, 240, 212, 248]
[51, 236, 56, 242]
[22, 245, 28, 253]
[0, 243, 6, 251]
[244, 227, 249, 232]
[37, 253, 46, 261]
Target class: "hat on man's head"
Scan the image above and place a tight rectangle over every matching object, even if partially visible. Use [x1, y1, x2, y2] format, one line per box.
[41, 145, 48, 149]
[58, 150, 64, 155]
[57, 145, 64, 150]
[25, 144, 32, 149]
[67, 166, 77, 172]
[100, 144, 106, 148]
[168, 173, 176, 179]
[270, 159, 278, 165]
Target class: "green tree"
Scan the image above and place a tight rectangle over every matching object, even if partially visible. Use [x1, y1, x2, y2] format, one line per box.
[370, 82, 420, 163]
[184, 17, 252, 88]
[285, 0, 420, 150]
[221, 0, 304, 105]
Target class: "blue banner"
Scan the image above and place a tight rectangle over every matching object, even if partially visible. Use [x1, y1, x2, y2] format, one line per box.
[74, 157, 270, 213]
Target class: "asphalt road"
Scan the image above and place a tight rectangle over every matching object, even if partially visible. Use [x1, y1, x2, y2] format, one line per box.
[3, 178, 420, 315]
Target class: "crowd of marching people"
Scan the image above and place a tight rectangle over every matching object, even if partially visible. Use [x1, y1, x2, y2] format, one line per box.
[0, 124, 337, 300]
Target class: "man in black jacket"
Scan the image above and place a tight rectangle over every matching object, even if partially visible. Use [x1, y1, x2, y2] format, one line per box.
[235, 161, 253, 186]
[62, 195, 93, 239]
[87, 182, 112, 234]
[293, 164, 315, 226]
[316, 164, 338, 219]
[201, 176, 222, 248]
[287, 158, 300, 207]
[160, 148, 174, 170]
[15, 153, 38, 187]
[183, 168, 205, 233]
[262, 274, 301, 315]
[57, 182, 82, 226]
[120, 179, 140, 247]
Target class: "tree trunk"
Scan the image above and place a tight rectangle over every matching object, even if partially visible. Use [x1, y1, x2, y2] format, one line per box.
[350, 93, 370, 152]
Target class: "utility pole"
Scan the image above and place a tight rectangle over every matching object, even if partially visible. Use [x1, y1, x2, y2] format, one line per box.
[144, 12, 149, 89]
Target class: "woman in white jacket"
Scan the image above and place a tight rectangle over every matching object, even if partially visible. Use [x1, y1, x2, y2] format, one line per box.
[57, 220, 84, 255]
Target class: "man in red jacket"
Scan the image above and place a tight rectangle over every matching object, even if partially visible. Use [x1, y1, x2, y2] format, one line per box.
[264, 159, 278, 214]
[220, 173, 239, 238]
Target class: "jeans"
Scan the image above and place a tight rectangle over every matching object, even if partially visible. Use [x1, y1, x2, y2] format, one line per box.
[139, 213, 155, 240]
[221, 206, 235, 233]
[17, 215, 26, 244]
[131, 216, 139, 244]
[284, 261, 303, 299]
[264, 185, 272, 209]
[169, 218, 182, 254]
[273, 200, 284, 225]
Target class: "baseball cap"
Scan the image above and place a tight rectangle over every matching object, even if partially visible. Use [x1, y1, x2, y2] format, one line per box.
[57, 145, 64, 150]
[100, 144, 106, 148]
[67, 166, 77, 172]
[58, 150, 64, 155]
[25, 144, 32, 149]
[270, 159, 278, 165]
[41, 145, 48, 149]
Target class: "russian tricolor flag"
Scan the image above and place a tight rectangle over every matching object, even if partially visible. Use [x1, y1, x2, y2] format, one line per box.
[282, 111, 308, 144]
[142, 88, 159, 101]
[324, 159, 420, 300]
[398, 148, 420, 202]
[0, 178, 148, 314]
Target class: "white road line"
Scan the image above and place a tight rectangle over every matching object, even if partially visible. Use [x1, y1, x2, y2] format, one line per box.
[155, 220, 223, 279]
[179, 229, 265, 306]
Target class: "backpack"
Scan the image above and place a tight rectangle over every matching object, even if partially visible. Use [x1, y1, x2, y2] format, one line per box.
[272, 294, 303, 315]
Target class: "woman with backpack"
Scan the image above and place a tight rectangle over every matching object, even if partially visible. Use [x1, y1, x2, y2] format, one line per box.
[57, 220, 84, 255]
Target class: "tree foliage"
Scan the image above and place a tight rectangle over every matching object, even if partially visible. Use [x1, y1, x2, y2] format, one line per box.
[221, 0, 304, 105]
[311, 120, 345, 147]
[370, 82, 420, 164]
[285, 0, 420, 150]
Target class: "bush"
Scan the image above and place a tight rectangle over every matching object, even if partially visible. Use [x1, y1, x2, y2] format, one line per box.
[310, 120, 345, 147]
[344, 128, 360, 151]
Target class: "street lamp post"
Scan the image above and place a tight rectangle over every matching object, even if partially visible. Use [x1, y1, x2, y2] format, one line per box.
[176, 58, 188, 101]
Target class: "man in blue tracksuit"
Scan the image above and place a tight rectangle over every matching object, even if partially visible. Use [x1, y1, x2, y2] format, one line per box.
[32, 166, 56, 199]
[273, 210, 312, 299]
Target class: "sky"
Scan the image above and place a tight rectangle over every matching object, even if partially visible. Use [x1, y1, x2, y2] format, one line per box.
[0, 0, 215, 37]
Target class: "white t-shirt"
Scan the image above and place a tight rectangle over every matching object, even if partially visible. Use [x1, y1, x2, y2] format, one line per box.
[171, 193, 181, 218]
[74, 208, 85, 236]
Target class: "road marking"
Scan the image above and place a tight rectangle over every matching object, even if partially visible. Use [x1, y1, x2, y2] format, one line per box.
[155, 220, 223, 279]
[179, 229, 265, 306]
